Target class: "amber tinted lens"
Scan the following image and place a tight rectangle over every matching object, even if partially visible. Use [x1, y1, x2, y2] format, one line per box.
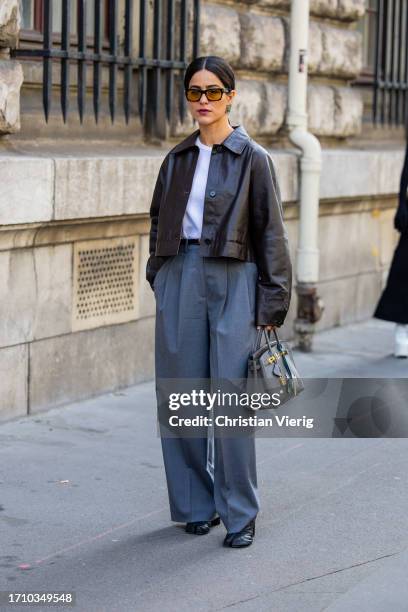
[185, 88, 224, 102]
[186, 89, 201, 101]
[206, 89, 223, 101]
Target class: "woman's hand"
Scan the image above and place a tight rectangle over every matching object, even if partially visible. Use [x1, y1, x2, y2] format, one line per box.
[256, 324, 277, 332]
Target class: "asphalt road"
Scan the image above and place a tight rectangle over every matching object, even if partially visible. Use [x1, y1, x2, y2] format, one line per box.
[1, 318, 407, 612]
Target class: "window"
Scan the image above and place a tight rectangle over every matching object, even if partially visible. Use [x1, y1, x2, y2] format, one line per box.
[355, 0, 378, 76]
[11, 0, 201, 135]
[20, 0, 109, 41]
[21, 0, 41, 32]
[353, 0, 408, 127]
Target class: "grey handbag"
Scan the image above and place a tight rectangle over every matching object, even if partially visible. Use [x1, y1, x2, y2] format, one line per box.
[247, 328, 304, 410]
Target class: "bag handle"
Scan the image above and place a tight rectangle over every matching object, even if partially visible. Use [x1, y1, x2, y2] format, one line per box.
[252, 326, 281, 353]
[252, 327, 297, 384]
[272, 328, 294, 379]
[272, 328, 283, 349]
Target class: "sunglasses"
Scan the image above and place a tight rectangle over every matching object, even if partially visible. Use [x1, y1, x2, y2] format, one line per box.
[185, 87, 231, 102]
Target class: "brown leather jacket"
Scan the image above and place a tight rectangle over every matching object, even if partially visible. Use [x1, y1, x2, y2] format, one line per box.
[146, 124, 292, 327]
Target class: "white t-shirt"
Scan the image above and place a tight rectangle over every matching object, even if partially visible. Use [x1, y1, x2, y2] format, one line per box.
[181, 136, 212, 239]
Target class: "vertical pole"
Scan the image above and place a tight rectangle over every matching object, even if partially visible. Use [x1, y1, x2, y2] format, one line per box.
[77, 0, 87, 123]
[61, 0, 71, 123]
[166, 0, 175, 123]
[108, 0, 118, 123]
[43, 0, 53, 122]
[139, 0, 147, 126]
[93, 0, 102, 123]
[287, 0, 324, 351]
[179, 0, 188, 125]
[124, 0, 134, 123]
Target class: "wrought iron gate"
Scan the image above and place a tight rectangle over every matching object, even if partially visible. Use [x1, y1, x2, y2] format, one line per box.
[11, 0, 201, 138]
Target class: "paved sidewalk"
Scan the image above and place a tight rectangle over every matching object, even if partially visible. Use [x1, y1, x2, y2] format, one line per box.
[0, 318, 407, 612]
[293, 317, 407, 378]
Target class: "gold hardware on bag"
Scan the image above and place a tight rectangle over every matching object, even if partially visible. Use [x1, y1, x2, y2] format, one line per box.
[266, 349, 288, 365]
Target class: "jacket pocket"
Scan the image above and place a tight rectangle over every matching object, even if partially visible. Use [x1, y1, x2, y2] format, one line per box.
[153, 256, 173, 291]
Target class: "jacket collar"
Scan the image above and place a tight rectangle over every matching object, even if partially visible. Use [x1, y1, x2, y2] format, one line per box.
[172, 124, 250, 155]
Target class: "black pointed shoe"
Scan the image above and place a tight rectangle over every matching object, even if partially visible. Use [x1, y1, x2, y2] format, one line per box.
[185, 515, 221, 535]
[223, 519, 255, 548]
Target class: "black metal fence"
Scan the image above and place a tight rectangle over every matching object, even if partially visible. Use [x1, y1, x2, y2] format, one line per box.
[373, 0, 408, 127]
[11, 0, 200, 137]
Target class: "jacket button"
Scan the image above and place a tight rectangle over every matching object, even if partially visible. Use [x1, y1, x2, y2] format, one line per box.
[204, 238, 212, 245]
[209, 190, 216, 197]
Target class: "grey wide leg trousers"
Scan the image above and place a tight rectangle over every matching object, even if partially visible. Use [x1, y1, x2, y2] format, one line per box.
[153, 241, 260, 533]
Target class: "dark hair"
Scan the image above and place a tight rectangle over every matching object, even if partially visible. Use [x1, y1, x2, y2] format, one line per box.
[183, 55, 235, 93]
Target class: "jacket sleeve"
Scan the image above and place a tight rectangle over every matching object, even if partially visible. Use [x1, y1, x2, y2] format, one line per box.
[394, 142, 408, 234]
[249, 150, 292, 327]
[146, 155, 169, 290]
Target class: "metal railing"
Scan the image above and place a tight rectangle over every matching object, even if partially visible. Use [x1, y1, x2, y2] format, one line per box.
[11, 0, 200, 137]
[373, 0, 408, 127]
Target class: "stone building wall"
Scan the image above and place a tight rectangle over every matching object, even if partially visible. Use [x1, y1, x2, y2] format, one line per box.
[0, 0, 403, 422]
[0, 0, 383, 143]
[0, 0, 23, 134]
[173, 0, 365, 141]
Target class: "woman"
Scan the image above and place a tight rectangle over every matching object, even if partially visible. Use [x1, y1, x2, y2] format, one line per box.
[146, 55, 292, 548]
[373, 133, 408, 358]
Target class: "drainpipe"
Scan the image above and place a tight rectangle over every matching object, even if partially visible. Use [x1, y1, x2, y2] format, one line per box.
[286, 0, 324, 352]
